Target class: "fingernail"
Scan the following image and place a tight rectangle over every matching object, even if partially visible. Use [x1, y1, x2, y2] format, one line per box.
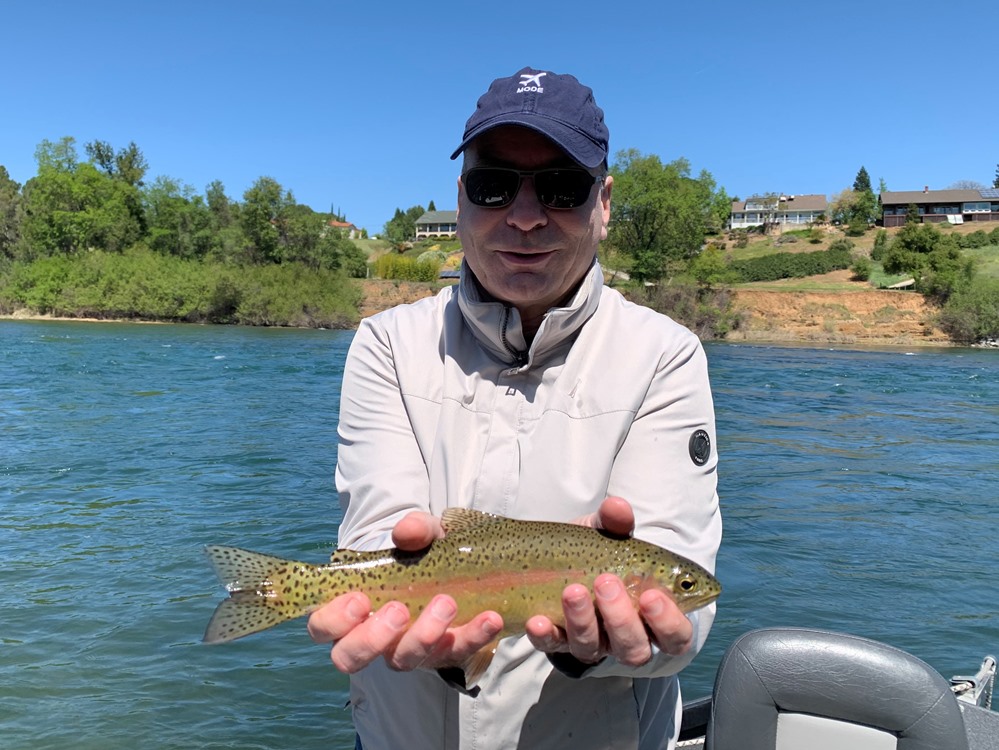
[346, 595, 369, 621]
[381, 603, 408, 630]
[482, 617, 501, 637]
[595, 578, 621, 601]
[642, 597, 664, 617]
[566, 592, 588, 612]
[430, 596, 456, 622]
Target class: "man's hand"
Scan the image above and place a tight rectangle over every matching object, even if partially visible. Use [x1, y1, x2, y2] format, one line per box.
[524, 496, 694, 666]
[307, 511, 503, 674]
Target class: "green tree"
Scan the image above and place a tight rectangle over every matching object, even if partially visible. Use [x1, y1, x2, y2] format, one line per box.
[706, 186, 731, 235]
[84, 140, 148, 187]
[83, 140, 148, 233]
[240, 176, 294, 263]
[34, 137, 79, 173]
[383, 205, 425, 245]
[609, 150, 722, 282]
[993, 164, 999, 189]
[427, 199, 437, 212]
[143, 176, 214, 259]
[0, 166, 24, 260]
[21, 145, 143, 256]
[937, 277, 999, 342]
[205, 180, 234, 228]
[853, 166, 872, 193]
[281, 204, 364, 274]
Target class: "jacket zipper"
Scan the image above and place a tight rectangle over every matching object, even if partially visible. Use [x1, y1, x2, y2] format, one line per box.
[501, 306, 528, 366]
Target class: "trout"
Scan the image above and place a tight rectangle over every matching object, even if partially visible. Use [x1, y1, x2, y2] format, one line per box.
[204, 508, 720, 684]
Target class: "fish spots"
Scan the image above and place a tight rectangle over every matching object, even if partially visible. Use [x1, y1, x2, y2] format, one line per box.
[204, 516, 720, 644]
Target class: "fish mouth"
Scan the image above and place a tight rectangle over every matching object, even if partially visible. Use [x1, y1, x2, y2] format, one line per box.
[675, 585, 722, 614]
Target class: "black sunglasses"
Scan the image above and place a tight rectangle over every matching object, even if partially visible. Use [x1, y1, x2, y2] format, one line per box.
[463, 167, 601, 210]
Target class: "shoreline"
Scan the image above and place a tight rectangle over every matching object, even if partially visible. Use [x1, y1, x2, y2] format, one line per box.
[4, 308, 987, 351]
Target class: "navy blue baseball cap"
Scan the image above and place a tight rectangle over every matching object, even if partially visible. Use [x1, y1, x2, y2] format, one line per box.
[450, 67, 609, 169]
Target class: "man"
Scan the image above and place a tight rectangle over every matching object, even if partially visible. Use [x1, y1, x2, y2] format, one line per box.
[308, 67, 721, 749]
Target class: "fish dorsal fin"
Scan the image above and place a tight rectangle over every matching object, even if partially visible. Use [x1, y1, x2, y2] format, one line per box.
[440, 508, 505, 535]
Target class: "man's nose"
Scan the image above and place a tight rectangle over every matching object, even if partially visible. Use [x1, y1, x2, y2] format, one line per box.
[505, 176, 548, 231]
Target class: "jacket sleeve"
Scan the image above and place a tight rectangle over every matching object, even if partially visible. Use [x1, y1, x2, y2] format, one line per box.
[335, 316, 432, 551]
[563, 327, 722, 681]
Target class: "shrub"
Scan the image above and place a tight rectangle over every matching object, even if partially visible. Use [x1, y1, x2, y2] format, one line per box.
[729, 244, 854, 282]
[845, 216, 868, 236]
[871, 229, 889, 261]
[627, 279, 744, 339]
[851, 257, 871, 281]
[959, 230, 990, 249]
[936, 277, 999, 342]
[0, 249, 361, 327]
[373, 253, 440, 281]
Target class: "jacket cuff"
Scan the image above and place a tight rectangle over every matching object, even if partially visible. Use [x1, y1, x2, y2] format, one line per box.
[435, 667, 481, 697]
[546, 652, 605, 679]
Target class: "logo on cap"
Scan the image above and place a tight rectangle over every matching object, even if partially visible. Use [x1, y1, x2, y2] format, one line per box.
[517, 72, 546, 93]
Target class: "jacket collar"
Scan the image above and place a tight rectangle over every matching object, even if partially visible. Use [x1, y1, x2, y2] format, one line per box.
[456, 258, 603, 368]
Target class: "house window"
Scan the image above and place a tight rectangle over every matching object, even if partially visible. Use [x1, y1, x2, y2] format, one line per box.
[963, 202, 990, 212]
[931, 205, 959, 214]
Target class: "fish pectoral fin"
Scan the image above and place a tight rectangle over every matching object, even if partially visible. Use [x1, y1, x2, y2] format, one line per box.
[462, 638, 500, 688]
[436, 639, 500, 696]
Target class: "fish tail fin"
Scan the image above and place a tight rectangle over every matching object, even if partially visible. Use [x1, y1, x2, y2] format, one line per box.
[203, 545, 317, 644]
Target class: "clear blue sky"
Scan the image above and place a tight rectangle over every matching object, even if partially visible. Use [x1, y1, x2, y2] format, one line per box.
[4, 1, 996, 236]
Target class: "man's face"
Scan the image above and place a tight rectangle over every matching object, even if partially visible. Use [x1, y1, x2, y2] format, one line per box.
[456, 126, 611, 324]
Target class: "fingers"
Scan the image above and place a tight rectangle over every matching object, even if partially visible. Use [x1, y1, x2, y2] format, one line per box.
[330, 601, 412, 673]
[387, 600, 503, 672]
[639, 589, 693, 657]
[561, 584, 602, 663]
[392, 511, 444, 551]
[314, 592, 505, 675]
[307, 592, 372, 643]
[593, 574, 652, 666]
[525, 615, 566, 653]
[572, 496, 634, 538]
[596, 496, 635, 537]
[527, 575, 695, 669]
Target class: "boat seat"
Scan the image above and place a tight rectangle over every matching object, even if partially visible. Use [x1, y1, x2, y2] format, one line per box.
[706, 627, 969, 750]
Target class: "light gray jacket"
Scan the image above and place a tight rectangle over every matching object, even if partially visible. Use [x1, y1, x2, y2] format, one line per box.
[335, 260, 722, 750]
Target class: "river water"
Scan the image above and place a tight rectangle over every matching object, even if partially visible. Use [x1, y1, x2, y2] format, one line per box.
[2, 320, 997, 749]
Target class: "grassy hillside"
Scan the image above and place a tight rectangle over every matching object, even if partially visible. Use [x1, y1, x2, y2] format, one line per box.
[725, 222, 999, 292]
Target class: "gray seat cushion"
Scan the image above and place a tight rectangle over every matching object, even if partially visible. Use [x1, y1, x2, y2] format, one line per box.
[706, 628, 969, 750]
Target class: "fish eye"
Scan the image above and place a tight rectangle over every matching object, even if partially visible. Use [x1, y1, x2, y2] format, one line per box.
[677, 574, 698, 592]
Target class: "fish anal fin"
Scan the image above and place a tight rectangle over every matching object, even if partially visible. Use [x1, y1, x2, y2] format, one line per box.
[440, 508, 505, 535]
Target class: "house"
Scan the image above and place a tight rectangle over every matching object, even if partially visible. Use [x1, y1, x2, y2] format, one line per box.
[729, 194, 828, 230]
[879, 187, 999, 228]
[327, 220, 359, 239]
[415, 210, 458, 239]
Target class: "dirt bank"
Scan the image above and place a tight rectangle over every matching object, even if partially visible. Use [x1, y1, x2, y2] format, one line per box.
[358, 276, 953, 348]
[729, 288, 950, 347]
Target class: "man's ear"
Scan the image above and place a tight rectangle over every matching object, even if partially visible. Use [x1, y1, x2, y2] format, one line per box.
[599, 175, 613, 238]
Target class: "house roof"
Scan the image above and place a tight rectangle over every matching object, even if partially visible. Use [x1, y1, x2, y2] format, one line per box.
[416, 210, 457, 224]
[732, 194, 828, 212]
[880, 189, 987, 206]
[328, 220, 356, 229]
